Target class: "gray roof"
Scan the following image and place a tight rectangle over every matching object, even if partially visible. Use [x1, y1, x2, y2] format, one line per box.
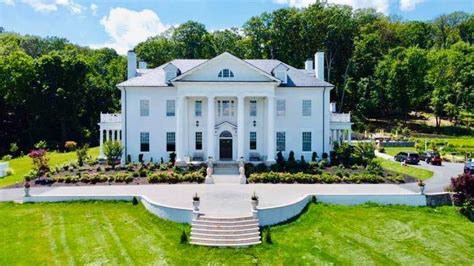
[118, 58, 333, 87]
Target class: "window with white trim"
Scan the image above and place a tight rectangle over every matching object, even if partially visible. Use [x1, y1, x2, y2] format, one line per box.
[140, 99, 149, 117]
[218, 68, 234, 78]
[166, 132, 175, 152]
[276, 132, 286, 151]
[302, 132, 312, 152]
[195, 132, 202, 150]
[250, 100, 257, 117]
[140, 132, 150, 152]
[302, 100, 312, 117]
[249, 132, 257, 150]
[217, 100, 235, 117]
[276, 99, 286, 116]
[195, 100, 202, 117]
[166, 100, 175, 117]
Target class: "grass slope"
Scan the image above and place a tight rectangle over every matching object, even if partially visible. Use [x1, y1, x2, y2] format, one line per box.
[0, 147, 99, 188]
[375, 158, 433, 180]
[1, 201, 473, 265]
[383, 147, 417, 156]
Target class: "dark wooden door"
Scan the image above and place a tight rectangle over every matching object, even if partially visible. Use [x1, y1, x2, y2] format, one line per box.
[219, 139, 232, 160]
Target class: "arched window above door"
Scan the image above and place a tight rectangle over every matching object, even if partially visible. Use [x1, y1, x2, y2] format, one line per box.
[219, 131, 232, 138]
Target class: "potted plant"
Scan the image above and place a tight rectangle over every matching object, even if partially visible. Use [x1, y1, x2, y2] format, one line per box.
[192, 193, 200, 211]
[418, 179, 425, 194]
[251, 192, 259, 209]
[24, 180, 31, 197]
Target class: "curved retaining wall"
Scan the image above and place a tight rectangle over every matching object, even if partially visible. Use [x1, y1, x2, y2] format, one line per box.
[22, 193, 429, 226]
[258, 195, 313, 227]
[23, 195, 193, 224]
[317, 194, 427, 206]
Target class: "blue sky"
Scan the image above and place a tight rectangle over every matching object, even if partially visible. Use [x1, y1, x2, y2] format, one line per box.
[0, 0, 473, 54]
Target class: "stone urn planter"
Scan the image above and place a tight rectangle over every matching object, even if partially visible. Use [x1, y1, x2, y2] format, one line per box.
[24, 182, 31, 197]
[192, 193, 200, 211]
[418, 180, 425, 195]
[251, 192, 259, 210]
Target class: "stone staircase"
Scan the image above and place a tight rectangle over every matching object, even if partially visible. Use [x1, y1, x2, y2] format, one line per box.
[190, 216, 261, 247]
[212, 162, 241, 184]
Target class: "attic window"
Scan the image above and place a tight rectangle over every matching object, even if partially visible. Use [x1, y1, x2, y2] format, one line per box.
[218, 69, 234, 78]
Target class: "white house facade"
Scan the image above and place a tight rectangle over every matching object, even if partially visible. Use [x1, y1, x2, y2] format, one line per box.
[99, 52, 352, 165]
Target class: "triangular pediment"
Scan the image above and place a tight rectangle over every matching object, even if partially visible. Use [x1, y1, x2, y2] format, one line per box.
[171, 52, 280, 83]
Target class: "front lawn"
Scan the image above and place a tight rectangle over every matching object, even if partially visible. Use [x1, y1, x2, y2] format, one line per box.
[375, 157, 434, 180]
[0, 147, 99, 188]
[0, 201, 472, 264]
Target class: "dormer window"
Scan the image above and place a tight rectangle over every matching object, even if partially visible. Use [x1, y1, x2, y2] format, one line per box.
[218, 69, 234, 78]
[272, 63, 289, 84]
[164, 63, 179, 83]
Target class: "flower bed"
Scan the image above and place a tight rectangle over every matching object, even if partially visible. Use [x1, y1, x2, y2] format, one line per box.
[30, 161, 207, 187]
[248, 171, 405, 184]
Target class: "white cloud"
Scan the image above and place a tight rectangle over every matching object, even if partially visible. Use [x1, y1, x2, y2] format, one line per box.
[2, 0, 15, 5]
[90, 8, 169, 55]
[90, 3, 97, 15]
[274, 0, 390, 14]
[399, 0, 425, 11]
[6, 0, 84, 13]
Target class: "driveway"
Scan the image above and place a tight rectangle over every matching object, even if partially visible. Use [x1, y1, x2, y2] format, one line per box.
[375, 151, 464, 193]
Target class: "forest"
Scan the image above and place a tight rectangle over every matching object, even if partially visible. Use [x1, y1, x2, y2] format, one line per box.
[0, 3, 472, 155]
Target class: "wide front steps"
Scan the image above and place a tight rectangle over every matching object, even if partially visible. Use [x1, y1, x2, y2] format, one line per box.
[213, 162, 239, 175]
[190, 216, 261, 247]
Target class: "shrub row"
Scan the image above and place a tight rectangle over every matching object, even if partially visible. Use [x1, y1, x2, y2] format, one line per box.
[147, 171, 205, 184]
[248, 171, 404, 184]
[53, 173, 134, 184]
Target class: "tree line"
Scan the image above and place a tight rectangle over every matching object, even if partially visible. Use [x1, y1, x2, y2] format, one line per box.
[0, 3, 473, 155]
[0, 33, 126, 154]
[135, 4, 473, 129]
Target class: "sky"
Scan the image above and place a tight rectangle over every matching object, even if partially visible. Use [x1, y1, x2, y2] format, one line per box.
[0, 0, 473, 55]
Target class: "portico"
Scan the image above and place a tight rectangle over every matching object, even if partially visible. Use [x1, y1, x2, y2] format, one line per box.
[174, 89, 277, 164]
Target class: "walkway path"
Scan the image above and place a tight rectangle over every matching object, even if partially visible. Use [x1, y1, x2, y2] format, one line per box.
[375, 151, 464, 193]
[2, 183, 419, 217]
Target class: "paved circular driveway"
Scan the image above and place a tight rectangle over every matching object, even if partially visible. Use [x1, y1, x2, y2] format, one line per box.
[375, 151, 464, 193]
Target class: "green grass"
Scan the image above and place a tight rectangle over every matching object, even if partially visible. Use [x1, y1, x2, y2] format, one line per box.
[0, 201, 473, 265]
[0, 147, 99, 188]
[375, 157, 433, 180]
[383, 147, 417, 156]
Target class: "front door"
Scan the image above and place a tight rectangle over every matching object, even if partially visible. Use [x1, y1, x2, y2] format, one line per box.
[219, 130, 233, 160]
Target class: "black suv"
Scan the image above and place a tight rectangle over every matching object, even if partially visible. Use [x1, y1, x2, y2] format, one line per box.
[394, 152, 420, 165]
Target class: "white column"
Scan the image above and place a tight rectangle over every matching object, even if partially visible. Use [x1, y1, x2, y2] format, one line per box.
[99, 128, 104, 158]
[266, 96, 276, 163]
[207, 96, 215, 160]
[237, 96, 245, 160]
[348, 129, 352, 144]
[336, 130, 340, 144]
[176, 96, 185, 165]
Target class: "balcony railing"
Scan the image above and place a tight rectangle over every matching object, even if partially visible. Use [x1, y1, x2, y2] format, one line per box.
[330, 112, 351, 123]
[100, 113, 122, 123]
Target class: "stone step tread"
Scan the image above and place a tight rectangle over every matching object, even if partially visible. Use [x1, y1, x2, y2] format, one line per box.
[190, 241, 261, 247]
[192, 219, 258, 226]
[198, 216, 255, 221]
[192, 224, 258, 230]
[191, 228, 259, 235]
[191, 232, 260, 239]
[190, 236, 261, 243]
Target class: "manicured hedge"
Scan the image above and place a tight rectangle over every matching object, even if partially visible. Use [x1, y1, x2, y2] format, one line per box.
[147, 171, 205, 184]
[248, 171, 404, 184]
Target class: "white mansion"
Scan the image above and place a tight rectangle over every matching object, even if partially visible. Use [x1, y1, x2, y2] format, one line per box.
[99, 52, 352, 165]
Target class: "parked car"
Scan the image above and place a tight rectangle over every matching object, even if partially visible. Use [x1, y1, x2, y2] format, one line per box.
[464, 159, 474, 174]
[394, 152, 420, 165]
[422, 151, 442, 166]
